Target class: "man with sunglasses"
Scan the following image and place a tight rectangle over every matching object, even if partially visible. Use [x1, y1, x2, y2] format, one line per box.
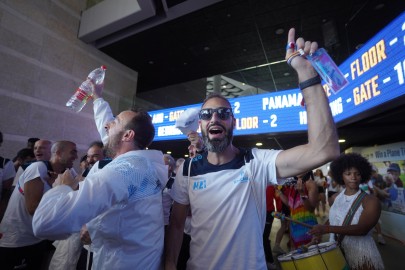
[165, 28, 339, 270]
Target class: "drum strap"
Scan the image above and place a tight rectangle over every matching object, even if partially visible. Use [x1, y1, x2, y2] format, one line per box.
[336, 190, 366, 245]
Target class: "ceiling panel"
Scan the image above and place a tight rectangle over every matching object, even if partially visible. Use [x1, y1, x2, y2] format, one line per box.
[91, 0, 405, 156]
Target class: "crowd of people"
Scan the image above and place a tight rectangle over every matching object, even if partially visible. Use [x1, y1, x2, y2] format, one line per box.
[0, 28, 395, 270]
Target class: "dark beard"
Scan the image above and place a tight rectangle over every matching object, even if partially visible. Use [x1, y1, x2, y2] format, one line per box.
[105, 147, 116, 159]
[105, 130, 124, 158]
[202, 123, 233, 153]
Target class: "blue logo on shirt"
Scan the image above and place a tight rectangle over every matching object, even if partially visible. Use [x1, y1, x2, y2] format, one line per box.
[192, 180, 207, 190]
[233, 171, 249, 184]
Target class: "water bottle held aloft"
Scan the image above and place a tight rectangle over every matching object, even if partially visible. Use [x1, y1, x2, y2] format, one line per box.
[66, 65, 106, 112]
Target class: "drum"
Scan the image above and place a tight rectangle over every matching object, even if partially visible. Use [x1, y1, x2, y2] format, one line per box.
[278, 242, 349, 270]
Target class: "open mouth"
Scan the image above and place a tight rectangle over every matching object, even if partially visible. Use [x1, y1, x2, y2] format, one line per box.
[209, 128, 223, 135]
[208, 125, 225, 138]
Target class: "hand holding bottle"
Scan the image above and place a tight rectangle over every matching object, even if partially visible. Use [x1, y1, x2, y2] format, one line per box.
[66, 65, 106, 112]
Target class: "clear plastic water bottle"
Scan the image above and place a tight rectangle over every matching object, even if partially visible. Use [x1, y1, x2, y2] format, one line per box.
[66, 65, 107, 112]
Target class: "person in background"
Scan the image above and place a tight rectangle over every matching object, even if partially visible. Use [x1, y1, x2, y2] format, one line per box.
[273, 185, 291, 255]
[1, 148, 35, 221]
[49, 141, 106, 270]
[277, 171, 319, 249]
[26, 138, 40, 151]
[326, 169, 343, 206]
[263, 186, 278, 269]
[86, 141, 105, 167]
[81, 141, 106, 178]
[32, 140, 52, 162]
[174, 157, 191, 270]
[0, 131, 16, 221]
[175, 158, 185, 174]
[163, 154, 176, 231]
[0, 141, 78, 270]
[370, 165, 387, 245]
[309, 153, 384, 270]
[314, 169, 327, 217]
[79, 155, 88, 175]
[11, 139, 52, 196]
[12, 148, 35, 172]
[165, 28, 340, 269]
[386, 163, 403, 188]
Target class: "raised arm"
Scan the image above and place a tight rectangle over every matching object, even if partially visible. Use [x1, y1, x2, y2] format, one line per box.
[165, 201, 190, 269]
[276, 28, 340, 178]
[24, 178, 45, 215]
[92, 81, 114, 145]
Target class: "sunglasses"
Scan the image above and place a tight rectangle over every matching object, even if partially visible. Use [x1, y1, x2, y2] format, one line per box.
[199, 107, 233, 121]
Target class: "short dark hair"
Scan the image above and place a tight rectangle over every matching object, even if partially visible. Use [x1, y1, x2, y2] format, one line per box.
[88, 141, 104, 149]
[330, 153, 372, 185]
[28, 138, 40, 144]
[201, 93, 232, 109]
[126, 108, 155, 149]
[294, 171, 314, 182]
[80, 155, 88, 163]
[88, 141, 105, 156]
[16, 148, 35, 159]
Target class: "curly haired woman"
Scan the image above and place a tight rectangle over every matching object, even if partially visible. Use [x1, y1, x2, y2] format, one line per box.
[309, 153, 384, 270]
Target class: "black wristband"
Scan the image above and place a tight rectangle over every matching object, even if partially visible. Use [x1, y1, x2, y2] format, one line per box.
[299, 75, 321, 90]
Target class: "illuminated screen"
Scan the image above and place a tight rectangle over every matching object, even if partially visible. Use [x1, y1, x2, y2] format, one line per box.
[151, 11, 405, 141]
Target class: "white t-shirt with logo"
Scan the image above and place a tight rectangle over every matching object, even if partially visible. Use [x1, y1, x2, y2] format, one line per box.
[171, 148, 281, 270]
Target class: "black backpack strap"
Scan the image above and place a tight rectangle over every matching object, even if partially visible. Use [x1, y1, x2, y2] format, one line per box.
[21, 160, 36, 170]
[0, 157, 10, 169]
[98, 158, 112, 169]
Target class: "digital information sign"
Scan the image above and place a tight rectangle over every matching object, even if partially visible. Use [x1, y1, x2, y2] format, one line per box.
[150, 11, 405, 142]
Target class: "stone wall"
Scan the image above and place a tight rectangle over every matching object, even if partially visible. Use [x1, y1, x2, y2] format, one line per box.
[0, 0, 138, 167]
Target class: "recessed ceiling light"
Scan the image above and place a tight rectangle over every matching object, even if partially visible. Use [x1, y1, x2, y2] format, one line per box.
[256, 142, 263, 146]
[184, 154, 189, 157]
[167, 151, 172, 154]
[275, 28, 284, 35]
[338, 139, 346, 143]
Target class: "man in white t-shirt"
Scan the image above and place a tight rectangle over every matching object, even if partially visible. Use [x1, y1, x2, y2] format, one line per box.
[0, 140, 77, 270]
[12, 140, 52, 189]
[0, 131, 16, 203]
[164, 28, 340, 270]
